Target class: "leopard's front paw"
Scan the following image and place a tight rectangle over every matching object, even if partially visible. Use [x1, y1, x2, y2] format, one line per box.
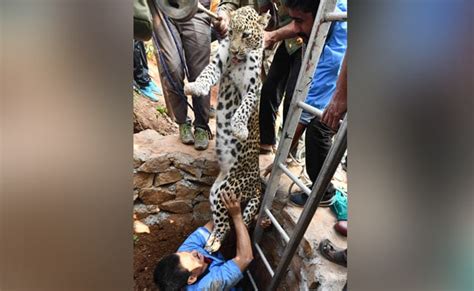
[204, 233, 222, 253]
[231, 121, 248, 141]
[184, 82, 209, 97]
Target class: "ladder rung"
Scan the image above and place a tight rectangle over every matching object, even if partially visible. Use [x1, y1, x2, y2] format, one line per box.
[278, 163, 311, 195]
[298, 101, 343, 125]
[264, 208, 290, 243]
[297, 101, 323, 118]
[246, 270, 259, 290]
[254, 242, 274, 277]
[323, 11, 347, 22]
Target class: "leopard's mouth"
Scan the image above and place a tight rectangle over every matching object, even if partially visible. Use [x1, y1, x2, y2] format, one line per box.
[231, 53, 246, 64]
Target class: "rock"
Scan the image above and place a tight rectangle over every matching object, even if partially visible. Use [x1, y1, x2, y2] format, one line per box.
[133, 190, 139, 201]
[160, 200, 193, 214]
[134, 203, 161, 219]
[154, 167, 183, 186]
[193, 193, 209, 203]
[134, 172, 154, 189]
[134, 129, 163, 165]
[203, 160, 220, 176]
[184, 174, 216, 186]
[193, 201, 211, 222]
[170, 152, 203, 177]
[144, 212, 170, 226]
[138, 154, 171, 173]
[175, 180, 201, 200]
[133, 93, 178, 135]
[134, 134, 218, 165]
[139, 187, 175, 205]
[199, 186, 211, 198]
[193, 157, 206, 169]
[134, 157, 144, 169]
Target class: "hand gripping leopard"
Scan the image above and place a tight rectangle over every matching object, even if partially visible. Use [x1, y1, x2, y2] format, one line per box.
[184, 7, 270, 252]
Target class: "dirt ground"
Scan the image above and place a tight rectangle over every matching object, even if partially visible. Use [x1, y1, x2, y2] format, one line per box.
[133, 213, 200, 291]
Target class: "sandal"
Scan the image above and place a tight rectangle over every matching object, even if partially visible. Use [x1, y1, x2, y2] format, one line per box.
[319, 239, 347, 267]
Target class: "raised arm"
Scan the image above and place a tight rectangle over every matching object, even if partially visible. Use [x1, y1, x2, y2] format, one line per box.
[184, 40, 230, 97]
[222, 192, 253, 271]
[264, 22, 299, 49]
[321, 54, 347, 130]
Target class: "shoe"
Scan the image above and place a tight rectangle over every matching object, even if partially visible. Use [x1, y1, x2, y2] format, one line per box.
[138, 85, 158, 102]
[179, 123, 194, 145]
[209, 106, 216, 119]
[319, 239, 347, 267]
[148, 80, 163, 96]
[194, 127, 209, 151]
[289, 192, 308, 207]
[289, 188, 335, 207]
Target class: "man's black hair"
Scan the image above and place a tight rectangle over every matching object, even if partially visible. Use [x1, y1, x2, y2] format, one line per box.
[285, 0, 321, 17]
[153, 254, 191, 291]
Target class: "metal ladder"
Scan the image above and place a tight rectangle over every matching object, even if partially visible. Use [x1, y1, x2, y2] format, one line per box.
[250, 0, 348, 289]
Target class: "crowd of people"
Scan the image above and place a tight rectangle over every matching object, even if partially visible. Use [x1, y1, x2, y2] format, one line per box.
[134, 0, 348, 289]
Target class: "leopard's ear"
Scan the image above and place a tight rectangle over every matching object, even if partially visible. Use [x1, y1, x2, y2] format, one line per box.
[258, 11, 271, 28]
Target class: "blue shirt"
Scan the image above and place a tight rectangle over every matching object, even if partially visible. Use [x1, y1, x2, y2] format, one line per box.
[300, 0, 347, 125]
[178, 227, 243, 290]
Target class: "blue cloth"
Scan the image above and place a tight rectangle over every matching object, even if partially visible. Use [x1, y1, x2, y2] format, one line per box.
[178, 227, 243, 291]
[300, 0, 348, 125]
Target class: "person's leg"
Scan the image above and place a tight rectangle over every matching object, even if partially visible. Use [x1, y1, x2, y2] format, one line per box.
[133, 40, 151, 88]
[134, 40, 159, 101]
[175, 10, 212, 150]
[149, 2, 189, 125]
[177, 10, 211, 131]
[259, 43, 291, 148]
[149, 2, 195, 144]
[290, 117, 335, 206]
[305, 118, 335, 183]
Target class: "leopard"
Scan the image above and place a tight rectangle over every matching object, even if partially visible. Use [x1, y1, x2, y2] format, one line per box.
[184, 6, 271, 252]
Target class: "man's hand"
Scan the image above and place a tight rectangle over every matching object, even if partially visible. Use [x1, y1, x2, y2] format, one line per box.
[321, 98, 346, 130]
[264, 31, 276, 49]
[322, 54, 347, 130]
[222, 192, 241, 219]
[212, 11, 230, 38]
[223, 191, 253, 271]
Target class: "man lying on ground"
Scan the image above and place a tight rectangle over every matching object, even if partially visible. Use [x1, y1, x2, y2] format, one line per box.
[153, 192, 253, 291]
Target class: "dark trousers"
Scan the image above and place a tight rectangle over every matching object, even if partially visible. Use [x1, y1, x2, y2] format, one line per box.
[305, 118, 336, 193]
[259, 43, 302, 145]
[149, 2, 211, 130]
[133, 40, 151, 88]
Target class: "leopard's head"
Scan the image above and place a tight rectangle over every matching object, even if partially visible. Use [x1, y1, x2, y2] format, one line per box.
[228, 7, 270, 61]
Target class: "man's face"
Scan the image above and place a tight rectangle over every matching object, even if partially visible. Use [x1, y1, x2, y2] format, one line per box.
[176, 250, 208, 284]
[288, 8, 315, 43]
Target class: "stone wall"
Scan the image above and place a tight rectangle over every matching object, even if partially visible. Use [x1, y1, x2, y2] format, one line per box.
[134, 130, 219, 224]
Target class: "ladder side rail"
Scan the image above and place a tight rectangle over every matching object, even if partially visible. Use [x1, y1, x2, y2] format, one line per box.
[268, 117, 348, 290]
[253, 0, 338, 246]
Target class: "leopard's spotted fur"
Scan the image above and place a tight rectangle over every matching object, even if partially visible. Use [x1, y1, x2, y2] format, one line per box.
[184, 7, 270, 252]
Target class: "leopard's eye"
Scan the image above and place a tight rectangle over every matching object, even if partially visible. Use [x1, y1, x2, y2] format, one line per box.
[242, 32, 250, 39]
[228, 30, 233, 36]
